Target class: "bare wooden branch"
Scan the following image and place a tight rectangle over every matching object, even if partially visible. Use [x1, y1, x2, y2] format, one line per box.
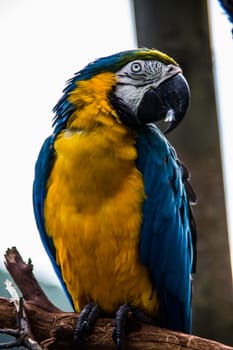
[0, 279, 42, 349]
[0, 247, 232, 350]
[4, 247, 60, 313]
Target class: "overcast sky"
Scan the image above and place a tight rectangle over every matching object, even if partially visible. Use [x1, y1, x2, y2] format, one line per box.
[0, 0, 232, 286]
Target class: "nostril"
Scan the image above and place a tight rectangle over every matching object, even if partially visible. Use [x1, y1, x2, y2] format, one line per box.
[167, 65, 175, 73]
[166, 65, 182, 75]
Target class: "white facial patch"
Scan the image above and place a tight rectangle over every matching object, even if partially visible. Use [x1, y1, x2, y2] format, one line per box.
[114, 60, 181, 115]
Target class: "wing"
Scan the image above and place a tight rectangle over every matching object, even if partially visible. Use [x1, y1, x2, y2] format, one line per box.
[33, 136, 74, 307]
[136, 124, 196, 333]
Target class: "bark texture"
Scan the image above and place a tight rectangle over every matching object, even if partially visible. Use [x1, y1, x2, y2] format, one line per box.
[0, 247, 233, 350]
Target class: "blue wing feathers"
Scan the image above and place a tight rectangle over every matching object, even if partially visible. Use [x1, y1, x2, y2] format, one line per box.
[33, 136, 74, 308]
[136, 124, 193, 333]
[33, 136, 56, 260]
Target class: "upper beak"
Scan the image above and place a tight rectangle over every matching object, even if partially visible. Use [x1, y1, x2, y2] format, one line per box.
[137, 73, 190, 133]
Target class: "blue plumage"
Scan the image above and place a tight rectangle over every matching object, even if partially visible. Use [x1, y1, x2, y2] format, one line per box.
[136, 125, 194, 332]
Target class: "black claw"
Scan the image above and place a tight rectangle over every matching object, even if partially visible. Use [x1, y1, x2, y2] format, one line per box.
[112, 304, 132, 350]
[85, 303, 101, 330]
[73, 302, 101, 347]
[116, 338, 123, 350]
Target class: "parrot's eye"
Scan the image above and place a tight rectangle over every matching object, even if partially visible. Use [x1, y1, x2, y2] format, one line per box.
[130, 62, 143, 73]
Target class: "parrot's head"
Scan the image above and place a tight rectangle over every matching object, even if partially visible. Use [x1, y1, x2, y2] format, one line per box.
[53, 49, 190, 134]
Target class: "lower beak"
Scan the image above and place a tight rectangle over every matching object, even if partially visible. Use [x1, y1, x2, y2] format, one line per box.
[137, 73, 190, 133]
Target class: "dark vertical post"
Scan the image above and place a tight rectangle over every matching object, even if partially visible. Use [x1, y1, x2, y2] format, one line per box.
[133, 0, 233, 344]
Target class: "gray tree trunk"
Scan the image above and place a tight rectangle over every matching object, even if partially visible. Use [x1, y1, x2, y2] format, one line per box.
[133, 0, 233, 345]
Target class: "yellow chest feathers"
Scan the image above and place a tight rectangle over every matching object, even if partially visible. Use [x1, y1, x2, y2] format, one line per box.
[44, 73, 158, 315]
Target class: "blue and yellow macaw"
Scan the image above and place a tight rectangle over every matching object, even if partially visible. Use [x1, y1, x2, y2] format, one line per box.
[33, 48, 196, 348]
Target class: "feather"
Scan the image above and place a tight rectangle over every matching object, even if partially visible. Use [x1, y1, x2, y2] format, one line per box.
[136, 124, 195, 332]
[33, 136, 74, 308]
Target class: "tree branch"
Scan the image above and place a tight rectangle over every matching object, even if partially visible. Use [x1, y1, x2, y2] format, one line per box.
[0, 247, 232, 350]
[4, 247, 60, 313]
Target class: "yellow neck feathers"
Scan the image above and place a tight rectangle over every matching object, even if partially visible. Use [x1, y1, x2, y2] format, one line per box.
[63, 71, 138, 161]
[67, 72, 121, 129]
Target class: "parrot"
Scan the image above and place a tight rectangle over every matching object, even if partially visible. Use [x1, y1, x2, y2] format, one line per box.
[33, 48, 197, 348]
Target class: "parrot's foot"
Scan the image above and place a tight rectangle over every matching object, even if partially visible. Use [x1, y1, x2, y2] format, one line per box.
[112, 304, 155, 350]
[73, 303, 154, 349]
[73, 302, 101, 347]
[112, 304, 131, 350]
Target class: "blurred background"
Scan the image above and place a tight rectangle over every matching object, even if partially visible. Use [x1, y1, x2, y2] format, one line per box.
[0, 0, 233, 346]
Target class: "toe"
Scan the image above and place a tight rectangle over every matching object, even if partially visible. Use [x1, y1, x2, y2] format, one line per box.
[73, 302, 101, 346]
[112, 304, 132, 350]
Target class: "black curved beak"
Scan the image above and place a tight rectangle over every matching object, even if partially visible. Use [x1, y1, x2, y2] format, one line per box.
[137, 73, 190, 133]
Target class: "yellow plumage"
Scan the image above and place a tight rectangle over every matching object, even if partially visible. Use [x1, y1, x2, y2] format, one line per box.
[44, 73, 159, 315]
